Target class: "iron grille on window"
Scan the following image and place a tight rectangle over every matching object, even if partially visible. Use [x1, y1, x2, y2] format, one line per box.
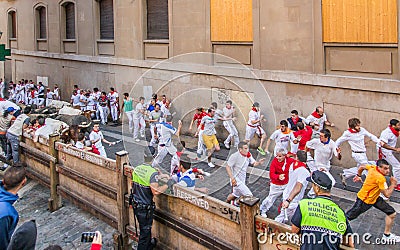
[100, 0, 114, 40]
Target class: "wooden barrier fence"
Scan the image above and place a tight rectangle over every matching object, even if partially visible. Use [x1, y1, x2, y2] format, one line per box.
[18, 134, 354, 250]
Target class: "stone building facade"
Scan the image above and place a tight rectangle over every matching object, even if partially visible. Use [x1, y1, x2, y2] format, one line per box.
[0, 0, 400, 167]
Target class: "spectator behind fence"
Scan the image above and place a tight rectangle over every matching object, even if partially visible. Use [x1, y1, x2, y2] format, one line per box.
[6, 106, 31, 164]
[6, 220, 37, 250]
[0, 164, 27, 249]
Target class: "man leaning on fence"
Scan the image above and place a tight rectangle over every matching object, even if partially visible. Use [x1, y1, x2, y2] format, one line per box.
[130, 163, 169, 250]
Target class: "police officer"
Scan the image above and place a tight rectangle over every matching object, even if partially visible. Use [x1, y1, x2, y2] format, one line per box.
[291, 170, 354, 249]
[131, 163, 168, 250]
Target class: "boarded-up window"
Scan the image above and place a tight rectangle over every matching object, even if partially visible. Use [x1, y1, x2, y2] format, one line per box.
[147, 0, 169, 40]
[8, 11, 16, 39]
[211, 0, 253, 42]
[65, 2, 75, 39]
[37, 7, 46, 39]
[322, 0, 398, 43]
[100, 0, 114, 39]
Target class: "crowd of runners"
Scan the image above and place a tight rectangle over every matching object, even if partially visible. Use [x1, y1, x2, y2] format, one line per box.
[2, 80, 400, 246]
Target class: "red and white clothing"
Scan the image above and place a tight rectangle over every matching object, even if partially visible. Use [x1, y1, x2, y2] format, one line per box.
[305, 112, 327, 132]
[227, 151, 256, 198]
[275, 161, 309, 223]
[108, 91, 119, 121]
[89, 130, 107, 158]
[193, 112, 207, 156]
[378, 126, 400, 181]
[245, 109, 265, 140]
[336, 127, 379, 178]
[292, 125, 313, 153]
[306, 138, 338, 172]
[133, 102, 145, 139]
[260, 157, 294, 214]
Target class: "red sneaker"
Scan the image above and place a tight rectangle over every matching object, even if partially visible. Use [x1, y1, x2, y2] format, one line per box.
[394, 184, 400, 192]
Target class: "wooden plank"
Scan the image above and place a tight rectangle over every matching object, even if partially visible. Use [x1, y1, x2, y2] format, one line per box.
[322, 0, 397, 43]
[173, 185, 240, 224]
[211, 0, 253, 42]
[55, 142, 117, 170]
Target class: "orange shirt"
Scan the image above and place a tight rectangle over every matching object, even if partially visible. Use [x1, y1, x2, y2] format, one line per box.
[357, 164, 387, 204]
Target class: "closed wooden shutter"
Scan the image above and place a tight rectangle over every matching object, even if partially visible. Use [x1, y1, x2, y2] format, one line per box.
[100, 0, 114, 39]
[147, 0, 169, 40]
[39, 7, 46, 39]
[9, 11, 16, 39]
[65, 3, 75, 39]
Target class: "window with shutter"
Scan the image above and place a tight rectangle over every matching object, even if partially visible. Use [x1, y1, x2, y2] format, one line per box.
[100, 0, 114, 40]
[9, 11, 16, 39]
[147, 0, 169, 40]
[65, 3, 75, 39]
[38, 7, 46, 39]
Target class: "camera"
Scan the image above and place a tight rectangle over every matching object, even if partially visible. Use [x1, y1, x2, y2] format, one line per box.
[81, 232, 97, 243]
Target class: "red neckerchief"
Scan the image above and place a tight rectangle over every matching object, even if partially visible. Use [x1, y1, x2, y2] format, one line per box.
[252, 107, 258, 112]
[293, 161, 306, 170]
[226, 106, 231, 110]
[110, 91, 115, 95]
[292, 117, 299, 124]
[176, 151, 183, 158]
[31, 90, 35, 98]
[311, 111, 322, 118]
[375, 166, 385, 176]
[92, 129, 99, 134]
[389, 126, 399, 137]
[100, 96, 106, 101]
[348, 128, 358, 134]
[240, 151, 251, 158]
[0, 98, 4, 101]
[163, 100, 166, 104]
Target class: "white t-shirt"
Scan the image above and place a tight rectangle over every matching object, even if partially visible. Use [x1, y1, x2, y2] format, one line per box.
[248, 110, 261, 126]
[135, 103, 145, 119]
[75, 141, 85, 149]
[379, 127, 398, 154]
[282, 163, 309, 204]
[46, 91, 54, 99]
[336, 127, 379, 152]
[269, 129, 295, 154]
[227, 151, 256, 185]
[305, 113, 327, 132]
[200, 115, 216, 136]
[71, 94, 80, 106]
[306, 138, 338, 168]
[89, 131, 104, 149]
[156, 122, 177, 146]
[161, 104, 171, 116]
[108, 92, 119, 105]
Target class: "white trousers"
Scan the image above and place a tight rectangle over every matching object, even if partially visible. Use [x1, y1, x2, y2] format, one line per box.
[197, 130, 205, 155]
[125, 111, 135, 132]
[133, 117, 145, 139]
[152, 145, 177, 168]
[223, 120, 239, 147]
[342, 152, 369, 178]
[98, 146, 107, 158]
[99, 106, 109, 124]
[149, 124, 157, 147]
[110, 104, 118, 121]
[382, 152, 400, 180]
[275, 202, 299, 224]
[260, 183, 286, 213]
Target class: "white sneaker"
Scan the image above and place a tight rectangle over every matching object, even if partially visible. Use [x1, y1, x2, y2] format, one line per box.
[208, 162, 215, 168]
[260, 212, 268, 218]
[224, 142, 230, 149]
[382, 233, 400, 243]
[135, 138, 140, 142]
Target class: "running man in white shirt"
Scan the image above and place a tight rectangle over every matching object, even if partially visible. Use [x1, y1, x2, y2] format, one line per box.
[222, 100, 239, 149]
[225, 141, 265, 205]
[89, 123, 116, 158]
[45, 88, 54, 107]
[244, 102, 267, 155]
[197, 108, 220, 168]
[133, 97, 146, 142]
[377, 119, 400, 191]
[336, 118, 380, 186]
[152, 117, 182, 168]
[306, 129, 339, 198]
[70, 90, 81, 109]
[108, 87, 119, 124]
[0, 78, 4, 99]
[275, 150, 310, 224]
[265, 120, 296, 156]
[305, 106, 334, 132]
[148, 103, 163, 154]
